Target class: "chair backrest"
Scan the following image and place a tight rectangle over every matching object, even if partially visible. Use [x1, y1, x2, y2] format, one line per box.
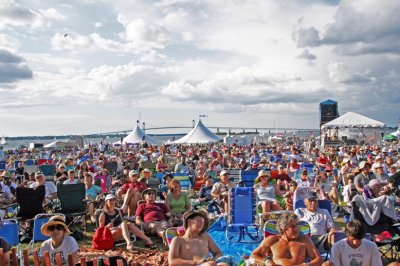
[0, 219, 19, 246]
[37, 159, 53, 166]
[229, 187, 256, 225]
[293, 186, 318, 206]
[0, 161, 5, 170]
[39, 164, 56, 176]
[16, 185, 46, 219]
[165, 227, 186, 246]
[57, 183, 86, 213]
[227, 169, 241, 184]
[104, 161, 118, 176]
[240, 170, 258, 187]
[263, 220, 310, 239]
[94, 175, 108, 192]
[294, 199, 332, 215]
[172, 173, 191, 191]
[32, 213, 65, 242]
[25, 159, 35, 166]
[24, 165, 38, 174]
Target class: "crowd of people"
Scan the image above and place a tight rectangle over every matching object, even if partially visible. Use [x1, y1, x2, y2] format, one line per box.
[0, 137, 399, 265]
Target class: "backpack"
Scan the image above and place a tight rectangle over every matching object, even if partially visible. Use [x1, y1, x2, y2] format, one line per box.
[92, 226, 114, 250]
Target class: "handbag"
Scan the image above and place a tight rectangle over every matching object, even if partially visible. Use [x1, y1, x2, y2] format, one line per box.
[92, 226, 114, 250]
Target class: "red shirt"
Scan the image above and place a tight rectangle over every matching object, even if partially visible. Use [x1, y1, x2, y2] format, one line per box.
[135, 202, 169, 223]
[121, 181, 147, 193]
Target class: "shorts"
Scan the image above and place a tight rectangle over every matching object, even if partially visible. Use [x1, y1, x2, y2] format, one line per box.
[142, 220, 169, 235]
[311, 234, 330, 252]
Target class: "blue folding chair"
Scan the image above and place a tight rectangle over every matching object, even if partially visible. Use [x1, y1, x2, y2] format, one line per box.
[0, 219, 21, 264]
[0, 161, 5, 170]
[25, 160, 35, 166]
[294, 199, 332, 214]
[27, 213, 65, 252]
[172, 173, 191, 191]
[240, 170, 258, 187]
[226, 187, 262, 243]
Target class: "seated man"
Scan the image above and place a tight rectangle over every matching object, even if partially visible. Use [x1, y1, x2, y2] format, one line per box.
[135, 188, 172, 243]
[28, 172, 57, 202]
[117, 170, 147, 217]
[194, 176, 221, 215]
[331, 219, 383, 266]
[294, 191, 336, 253]
[250, 211, 327, 266]
[211, 170, 235, 214]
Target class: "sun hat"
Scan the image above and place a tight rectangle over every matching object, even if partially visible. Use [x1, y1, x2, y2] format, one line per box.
[41, 215, 71, 236]
[104, 194, 116, 201]
[255, 169, 271, 183]
[183, 210, 209, 234]
[0, 171, 11, 178]
[142, 188, 157, 198]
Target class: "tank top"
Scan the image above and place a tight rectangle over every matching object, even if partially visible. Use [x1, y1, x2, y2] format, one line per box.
[102, 209, 122, 227]
[255, 183, 277, 201]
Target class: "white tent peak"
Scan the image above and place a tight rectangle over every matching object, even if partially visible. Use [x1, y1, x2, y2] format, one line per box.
[321, 112, 385, 129]
[174, 119, 221, 144]
[117, 124, 162, 145]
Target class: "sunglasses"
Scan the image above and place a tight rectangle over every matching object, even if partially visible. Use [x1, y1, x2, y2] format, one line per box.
[47, 224, 64, 231]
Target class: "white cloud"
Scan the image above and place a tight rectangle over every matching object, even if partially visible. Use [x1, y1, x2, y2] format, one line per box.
[39, 8, 65, 20]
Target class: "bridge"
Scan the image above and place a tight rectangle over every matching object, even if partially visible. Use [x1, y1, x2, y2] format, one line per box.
[94, 126, 321, 137]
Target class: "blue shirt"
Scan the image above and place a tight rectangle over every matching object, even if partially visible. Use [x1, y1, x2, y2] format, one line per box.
[86, 185, 102, 199]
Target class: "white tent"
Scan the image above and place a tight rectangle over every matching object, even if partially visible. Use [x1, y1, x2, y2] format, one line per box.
[115, 125, 162, 145]
[321, 112, 385, 146]
[174, 119, 222, 144]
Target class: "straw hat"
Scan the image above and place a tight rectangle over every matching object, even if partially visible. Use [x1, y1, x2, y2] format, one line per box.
[41, 215, 71, 236]
[183, 210, 209, 234]
[255, 169, 270, 183]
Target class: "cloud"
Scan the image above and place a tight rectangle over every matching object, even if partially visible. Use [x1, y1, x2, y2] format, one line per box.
[93, 21, 103, 28]
[297, 49, 317, 60]
[39, 8, 65, 20]
[161, 67, 327, 107]
[293, 0, 400, 55]
[51, 33, 92, 51]
[0, 49, 32, 83]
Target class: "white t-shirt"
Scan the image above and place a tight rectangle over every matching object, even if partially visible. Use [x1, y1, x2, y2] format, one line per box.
[63, 179, 78, 185]
[331, 238, 382, 266]
[294, 208, 334, 236]
[39, 236, 79, 266]
[30, 182, 57, 198]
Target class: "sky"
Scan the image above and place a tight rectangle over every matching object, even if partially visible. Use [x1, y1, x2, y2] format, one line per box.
[0, 0, 399, 136]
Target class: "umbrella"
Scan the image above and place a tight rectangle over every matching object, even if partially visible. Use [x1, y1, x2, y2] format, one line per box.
[383, 134, 398, 140]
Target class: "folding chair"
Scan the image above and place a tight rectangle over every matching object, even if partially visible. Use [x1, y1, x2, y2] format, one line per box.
[16, 186, 46, 220]
[37, 159, 53, 166]
[0, 161, 5, 171]
[0, 219, 22, 264]
[173, 173, 191, 191]
[226, 187, 262, 243]
[227, 169, 241, 184]
[25, 160, 35, 166]
[104, 161, 118, 176]
[240, 170, 258, 187]
[294, 199, 332, 215]
[165, 227, 186, 246]
[38, 164, 56, 180]
[26, 213, 65, 252]
[55, 183, 87, 240]
[263, 220, 310, 238]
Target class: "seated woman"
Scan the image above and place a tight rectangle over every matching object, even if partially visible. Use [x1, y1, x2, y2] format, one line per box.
[160, 173, 173, 201]
[194, 176, 221, 215]
[168, 210, 235, 266]
[166, 179, 191, 226]
[99, 194, 157, 250]
[254, 170, 282, 220]
[156, 155, 170, 173]
[39, 215, 79, 265]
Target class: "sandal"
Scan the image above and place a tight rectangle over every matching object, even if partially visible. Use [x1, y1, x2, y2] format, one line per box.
[145, 243, 158, 250]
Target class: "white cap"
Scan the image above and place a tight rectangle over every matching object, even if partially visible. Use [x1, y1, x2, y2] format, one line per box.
[220, 170, 229, 176]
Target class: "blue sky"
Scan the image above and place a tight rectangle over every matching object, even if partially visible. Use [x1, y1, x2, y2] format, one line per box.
[0, 0, 399, 136]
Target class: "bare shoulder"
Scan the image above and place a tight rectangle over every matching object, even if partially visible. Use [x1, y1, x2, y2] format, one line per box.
[264, 235, 281, 245]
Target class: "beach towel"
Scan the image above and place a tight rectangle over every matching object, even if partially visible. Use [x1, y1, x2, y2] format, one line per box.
[351, 194, 397, 226]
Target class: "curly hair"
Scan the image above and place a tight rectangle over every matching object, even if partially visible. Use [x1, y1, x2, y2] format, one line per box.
[276, 212, 299, 234]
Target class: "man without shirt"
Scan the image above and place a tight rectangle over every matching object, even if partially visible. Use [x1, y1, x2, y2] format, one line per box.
[250, 211, 331, 266]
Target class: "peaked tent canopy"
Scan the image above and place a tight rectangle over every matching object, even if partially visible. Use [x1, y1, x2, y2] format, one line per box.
[174, 119, 222, 144]
[115, 125, 162, 145]
[321, 112, 385, 129]
[321, 112, 385, 146]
